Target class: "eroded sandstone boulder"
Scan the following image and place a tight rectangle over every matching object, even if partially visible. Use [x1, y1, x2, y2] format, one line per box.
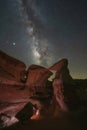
[26, 65, 52, 95]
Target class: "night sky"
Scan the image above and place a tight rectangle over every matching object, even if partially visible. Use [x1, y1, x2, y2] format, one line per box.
[0, 0, 87, 79]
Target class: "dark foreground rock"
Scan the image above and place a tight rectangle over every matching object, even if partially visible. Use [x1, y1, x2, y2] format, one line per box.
[3, 110, 87, 130]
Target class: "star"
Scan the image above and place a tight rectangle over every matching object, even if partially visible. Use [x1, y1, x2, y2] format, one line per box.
[12, 42, 16, 46]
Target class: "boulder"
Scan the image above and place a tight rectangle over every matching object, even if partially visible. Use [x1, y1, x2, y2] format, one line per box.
[26, 65, 52, 95]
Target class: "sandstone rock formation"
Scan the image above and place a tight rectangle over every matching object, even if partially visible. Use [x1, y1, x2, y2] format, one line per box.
[49, 59, 68, 70]
[26, 65, 52, 95]
[0, 51, 87, 127]
[0, 51, 53, 127]
[0, 67, 24, 85]
[51, 59, 78, 111]
[52, 78, 68, 112]
[49, 59, 73, 83]
[0, 50, 26, 82]
[0, 80, 35, 127]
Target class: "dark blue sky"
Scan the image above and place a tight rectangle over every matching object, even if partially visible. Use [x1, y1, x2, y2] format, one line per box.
[0, 0, 87, 79]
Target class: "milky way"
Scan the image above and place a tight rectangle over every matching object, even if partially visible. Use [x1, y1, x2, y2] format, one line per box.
[22, 0, 54, 66]
[0, 0, 87, 78]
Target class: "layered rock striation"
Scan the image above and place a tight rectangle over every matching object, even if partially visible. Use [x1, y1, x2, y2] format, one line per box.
[0, 50, 26, 82]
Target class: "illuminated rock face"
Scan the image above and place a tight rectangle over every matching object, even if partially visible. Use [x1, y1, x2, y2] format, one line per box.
[51, 59, 78, 111]
[0, 50, 26, 82]
[26, 65, 52, 94]
[49, 59, 68, 71]
[0, 80, 34, 127]
[0, 51, 28, 127]
[49, 59, 73, 84]
[0, 67, 24, 85]
[53, 78, 68, 112]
